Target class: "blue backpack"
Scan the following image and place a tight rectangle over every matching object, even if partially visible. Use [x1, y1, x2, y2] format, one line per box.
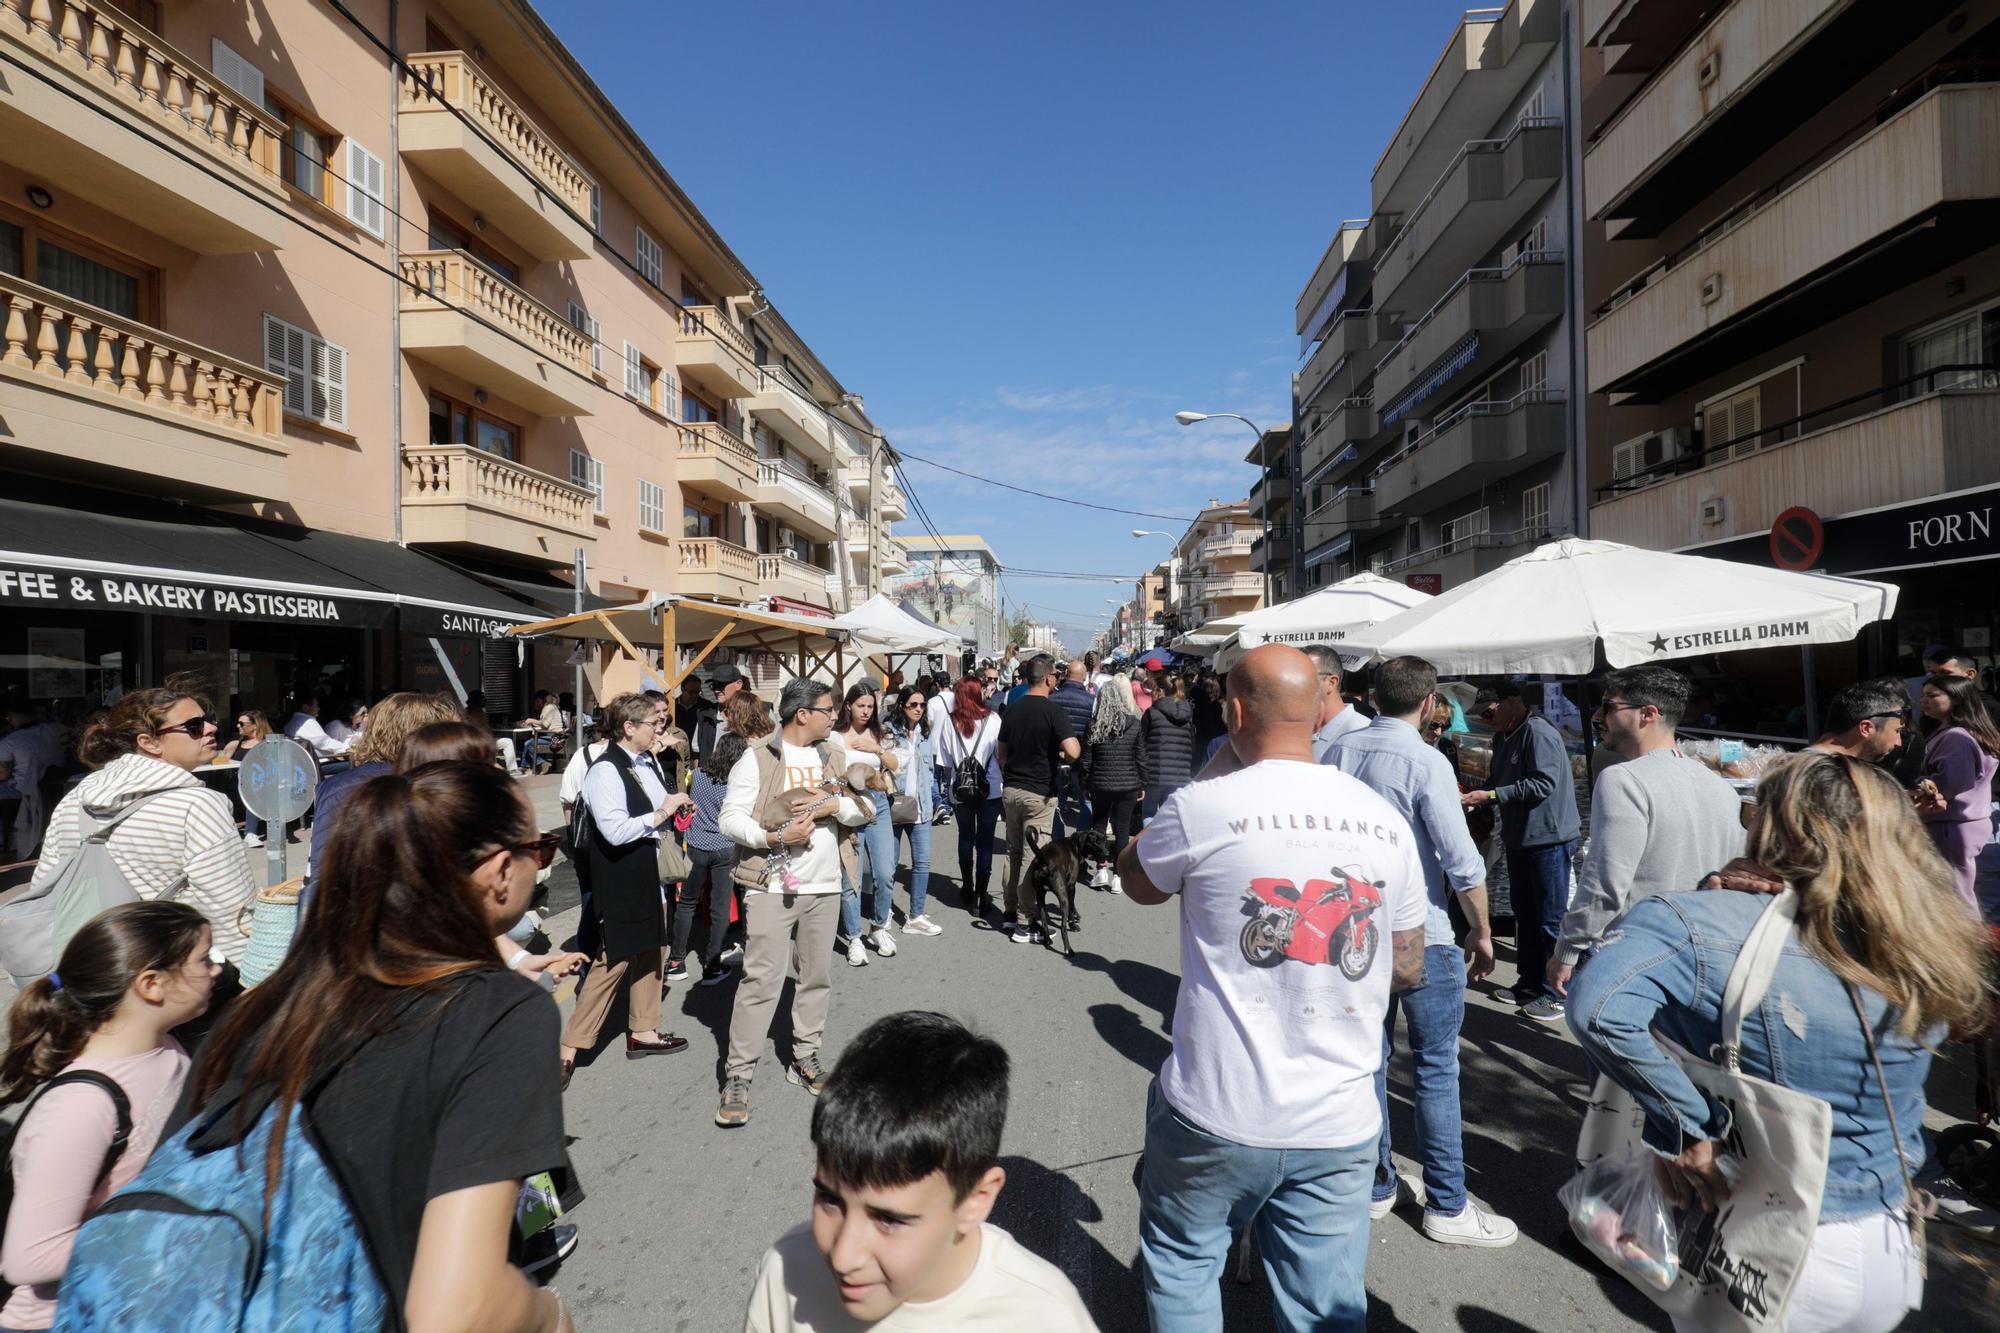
[52, 1072, 390, 1332]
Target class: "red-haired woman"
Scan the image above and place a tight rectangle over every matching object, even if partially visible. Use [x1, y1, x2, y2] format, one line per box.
[936, 675, 1003, 915]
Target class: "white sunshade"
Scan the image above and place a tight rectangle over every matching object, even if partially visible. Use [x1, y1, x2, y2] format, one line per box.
[831, 594, 962, 655]
[1212, 573, 1435, 671]
[1338, 538, 1900, 675]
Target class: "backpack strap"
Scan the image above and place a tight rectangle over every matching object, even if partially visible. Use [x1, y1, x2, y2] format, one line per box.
[20, 1069, 134, 1194]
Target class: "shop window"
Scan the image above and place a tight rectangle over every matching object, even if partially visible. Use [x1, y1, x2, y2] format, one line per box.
[635, 227, 663, 288]
[568, 449, 605, 515]
[639, 479, 666, 533]
[263, 314, 347, 429]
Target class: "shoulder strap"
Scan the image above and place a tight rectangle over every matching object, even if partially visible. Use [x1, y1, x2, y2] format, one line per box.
[76, 788, 182, 844]
[1716, 889, 1800, 1067]
[1847, 981, 1932, 1271]
[23, 1069, 134, 1191]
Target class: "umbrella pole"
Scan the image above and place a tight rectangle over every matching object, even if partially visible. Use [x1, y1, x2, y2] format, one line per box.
[1801, 647, 1819, 740]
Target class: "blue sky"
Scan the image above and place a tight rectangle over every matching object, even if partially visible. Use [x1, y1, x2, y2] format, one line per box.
[543, 2, 1476, 649]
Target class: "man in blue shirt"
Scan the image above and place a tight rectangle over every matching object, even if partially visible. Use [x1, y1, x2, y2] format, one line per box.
[1325, 655, 1514, 1249]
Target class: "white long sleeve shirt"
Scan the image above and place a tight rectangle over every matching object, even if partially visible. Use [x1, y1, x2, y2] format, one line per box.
[719, 739, 869, 895]
[581, 746, 669, 846]
[282, 712, 349, 759]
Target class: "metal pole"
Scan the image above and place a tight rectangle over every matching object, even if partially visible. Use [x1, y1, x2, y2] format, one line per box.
[572, 547, 586, 751]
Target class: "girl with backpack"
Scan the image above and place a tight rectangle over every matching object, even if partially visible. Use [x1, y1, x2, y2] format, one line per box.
[0, 900, 217, 1331]
[939, 676, 1003, 916]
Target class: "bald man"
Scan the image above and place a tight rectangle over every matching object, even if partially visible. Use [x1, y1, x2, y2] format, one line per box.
[1118, 645, 1428, 1330]
[1049, 657, 1097, 840]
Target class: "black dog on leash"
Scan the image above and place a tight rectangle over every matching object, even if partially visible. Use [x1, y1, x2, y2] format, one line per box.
[1025, 826, 1110, 954]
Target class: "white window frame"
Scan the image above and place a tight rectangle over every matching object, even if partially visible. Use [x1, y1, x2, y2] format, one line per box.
[622, 340, 650, 404]
[1441, 507, 1489, 553]
[345, 140, 386, 238]
[568, 449, 605, 516]
[567, 302, 604, 377]
[638, 479, 666, 534]
[1522, 482, 1550, 534]
[1519, 349, 1548, 393]
[262, 314, 347, 429]
[634, 227, 663, 288]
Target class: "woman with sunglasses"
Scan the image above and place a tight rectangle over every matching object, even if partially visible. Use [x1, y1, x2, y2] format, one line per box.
[29, 690, 256, 981]
[885, 687, 943, 937]
[560, 693, 694, 1089]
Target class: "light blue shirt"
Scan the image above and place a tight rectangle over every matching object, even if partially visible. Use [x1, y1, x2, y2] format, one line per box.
[581, 746, 667, 846]
[1324, 715, 1483, 946]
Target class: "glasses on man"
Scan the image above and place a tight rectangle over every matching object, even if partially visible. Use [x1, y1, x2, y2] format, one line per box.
[1594, 699, 1645, 716]
[1866, 710, 1910, 725]
[154, 715, 218, 738]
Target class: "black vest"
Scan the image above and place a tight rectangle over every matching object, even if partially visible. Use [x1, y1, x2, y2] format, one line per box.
[584, 744, 667, 960]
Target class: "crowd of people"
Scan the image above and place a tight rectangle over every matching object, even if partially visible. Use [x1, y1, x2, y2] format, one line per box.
[0, 633, 1995, 1331]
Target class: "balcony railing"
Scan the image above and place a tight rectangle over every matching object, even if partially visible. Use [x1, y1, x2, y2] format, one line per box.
[398, 250, 592, 375]
[1, 272, 286, 439]
[758, 551, 829, 592]
[398, 50, 593, 219]
[1373, 250, 1563, 421]
[684, 419, 755, 464]
[400, 444, 595, 535]
[681, 306, 757, 361]
[679, 536, 759, 583]
[1383, 526, 1549, 575]
[1373, 388, 1563, 481]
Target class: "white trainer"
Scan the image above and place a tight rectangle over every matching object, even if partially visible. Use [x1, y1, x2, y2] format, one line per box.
[1107, 874, 1124, 895]
[1369, 1172, 1425, 1220]
[1090, 864, 1113, 890]
[846, 936, 868, 967]
[869, 926, 898, 958]
[1422, 1201, 1519, 1248]
[900, 915, 943, 936]
[242, 832, 264, 847]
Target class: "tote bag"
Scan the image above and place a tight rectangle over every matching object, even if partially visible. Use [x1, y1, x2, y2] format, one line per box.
[1575, 890, 1832, 1332]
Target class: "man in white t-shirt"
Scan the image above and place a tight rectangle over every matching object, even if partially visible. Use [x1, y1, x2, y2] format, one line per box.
[1117, 644, 1426, 1332]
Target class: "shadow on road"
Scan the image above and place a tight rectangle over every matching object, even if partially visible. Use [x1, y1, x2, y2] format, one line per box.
[1068, 951, 1179, 1029]
[1090, 1002, 1172, 1074]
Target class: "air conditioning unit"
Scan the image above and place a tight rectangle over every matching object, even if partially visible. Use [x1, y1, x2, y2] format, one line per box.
[1610, 426, 1692, 483]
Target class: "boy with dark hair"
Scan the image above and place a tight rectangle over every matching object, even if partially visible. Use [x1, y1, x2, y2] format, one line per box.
[744, 1011, 1096, 1331]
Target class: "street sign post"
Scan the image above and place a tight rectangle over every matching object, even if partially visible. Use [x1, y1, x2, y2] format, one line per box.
[240, 735, 319, 888]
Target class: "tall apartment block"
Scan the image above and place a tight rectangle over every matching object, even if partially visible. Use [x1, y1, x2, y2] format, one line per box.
[1579, 0, 2000, 667]
[1172, 500, 1263, 633]
[1294, 0, 1575, 595]
[1245, 424, 1297, 603]
[0, 0, 906, 714]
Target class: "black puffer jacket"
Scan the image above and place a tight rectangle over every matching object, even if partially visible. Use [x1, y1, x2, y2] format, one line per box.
[1086, 720, 1146, 794]
[1141, 697, 1197, 793]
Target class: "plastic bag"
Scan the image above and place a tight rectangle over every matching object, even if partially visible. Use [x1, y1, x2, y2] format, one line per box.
[1559, 1153, 1679, 1292]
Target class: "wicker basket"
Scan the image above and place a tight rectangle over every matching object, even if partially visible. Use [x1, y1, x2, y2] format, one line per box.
[239, 877, 303, 987]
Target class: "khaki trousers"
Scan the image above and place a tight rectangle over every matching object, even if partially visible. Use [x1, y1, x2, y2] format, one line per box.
[724, 889, 838, 1081]
[561, 945, 662, 1049]
[1002, 786, 1058, 927]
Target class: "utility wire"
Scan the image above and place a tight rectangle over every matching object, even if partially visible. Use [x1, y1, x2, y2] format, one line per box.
[895, 447, 1199, 523]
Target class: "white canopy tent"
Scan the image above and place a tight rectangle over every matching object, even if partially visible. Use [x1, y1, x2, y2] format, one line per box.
[1210, 573, 1434, 671]
[1337, 538, 1900, 676]
[832, 594, 963, 657]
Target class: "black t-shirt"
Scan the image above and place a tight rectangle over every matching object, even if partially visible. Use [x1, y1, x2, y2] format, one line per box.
[178, 970, 565, 1315]
[997, 694, 1076, 797]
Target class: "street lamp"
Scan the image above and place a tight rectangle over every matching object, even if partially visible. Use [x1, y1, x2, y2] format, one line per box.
[1176, 410, 1273, 607]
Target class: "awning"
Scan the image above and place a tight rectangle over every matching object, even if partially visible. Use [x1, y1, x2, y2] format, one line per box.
[508, 594, 855, 691]
[1381, 334, 1479, 427]
[0, 495, 542, 634]
[431, 558, 617, 617]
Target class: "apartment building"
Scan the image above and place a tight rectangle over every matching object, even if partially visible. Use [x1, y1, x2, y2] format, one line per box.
[1134, 562, 1175, 646]
[1173, 500, 1263, 632]
[1579, 0, 2000, 667]
[890, 534, 1000, 661]
[1293, 0, 1573, 597]
[0, 0, 901, 714]
[1245, 423, 1297, 603]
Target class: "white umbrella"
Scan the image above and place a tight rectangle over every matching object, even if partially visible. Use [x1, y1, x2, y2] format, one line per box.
[1339, 538, 1899, 674]
[1212, 573, 1434, 671]
[831, 594, 961, 655]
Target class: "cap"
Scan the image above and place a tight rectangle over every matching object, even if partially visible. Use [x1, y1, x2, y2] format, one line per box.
[708, 664, 745, 687]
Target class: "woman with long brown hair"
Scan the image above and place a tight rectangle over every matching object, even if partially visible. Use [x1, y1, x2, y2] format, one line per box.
[1572, 752, 1990, 1332]
[1916, 672, 2000, 913]
[172, 761, 576, 1332]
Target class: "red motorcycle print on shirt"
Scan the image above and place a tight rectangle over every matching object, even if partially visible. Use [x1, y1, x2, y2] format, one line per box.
[1238, 868, 1384, 979]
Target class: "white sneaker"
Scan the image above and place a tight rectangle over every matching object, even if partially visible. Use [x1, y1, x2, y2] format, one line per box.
[1422, 1201, 1519, 1248]
[719, 943, 744, 966]
[868, 926, 898, 958]
[1930, 1178, 2000, 1232]
[1009, 923, 1041, 945]
[846, 936, 868, 967]
[901, 915, 943, 936]
[1090, 864, 1112, 890]
[1522, 995, 1567, 1022]
[1107, 875, 1124, 895]
[242, 832, 264, 847]
[1370, 1172, 1425, 1220]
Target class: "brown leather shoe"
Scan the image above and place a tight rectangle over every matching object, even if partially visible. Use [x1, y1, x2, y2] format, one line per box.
[625, 1033, 689, 1058]
[560, 1058, 574, 1091]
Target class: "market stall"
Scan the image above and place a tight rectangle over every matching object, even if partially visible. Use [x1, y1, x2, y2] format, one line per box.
[505, 595, 856, 698]
[832, 595, 964, 672]
[1210, 572, 1434, 671]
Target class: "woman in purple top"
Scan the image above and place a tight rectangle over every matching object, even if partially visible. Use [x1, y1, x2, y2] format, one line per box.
[1916, 672, 2000, 913]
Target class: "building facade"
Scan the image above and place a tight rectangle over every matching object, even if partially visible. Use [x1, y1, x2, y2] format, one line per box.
[1173, 500, 1263, 632]
[0, 0, 905, 717]
[1293, 0, 1575, 597]
[1246, 424, 1297, 603]
[889, 534, 1002, 662]
[1578, 0, 2000, 669]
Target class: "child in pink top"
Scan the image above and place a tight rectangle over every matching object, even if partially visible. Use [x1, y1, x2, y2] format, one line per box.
[0, 901, 218, 1331]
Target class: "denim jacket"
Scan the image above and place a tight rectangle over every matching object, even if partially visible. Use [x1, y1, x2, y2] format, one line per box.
[1567, 890, 1932, 1222]
[889, 722, 934, 821]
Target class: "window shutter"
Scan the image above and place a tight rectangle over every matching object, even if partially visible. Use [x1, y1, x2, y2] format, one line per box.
[210, 39, 263, 105]
[623, 341, 644, 399]
[318, 338, 347, 429]
[345, 141, 385, 237]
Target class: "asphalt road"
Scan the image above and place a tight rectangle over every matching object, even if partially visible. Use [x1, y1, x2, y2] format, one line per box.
[524, 782, 1987, 1332]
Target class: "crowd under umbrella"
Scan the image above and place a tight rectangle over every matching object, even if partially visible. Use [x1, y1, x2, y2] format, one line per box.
[1209, 572, 1435, 672]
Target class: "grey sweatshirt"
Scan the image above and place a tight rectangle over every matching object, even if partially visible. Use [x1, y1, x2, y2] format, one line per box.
[1558, 747, 1746, 964]
[1490, 714, 1581, 849]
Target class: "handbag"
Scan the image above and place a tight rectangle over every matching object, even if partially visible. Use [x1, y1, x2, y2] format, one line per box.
[1575, 890, 1831, 1332]
[656, 831, 692, 883]
[237, 877, 303, 988]
[890, 794, 920, 826]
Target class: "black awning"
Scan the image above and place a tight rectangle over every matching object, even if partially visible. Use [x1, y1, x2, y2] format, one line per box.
[244, 528, 544, 638]
[432, 558, 616, 616]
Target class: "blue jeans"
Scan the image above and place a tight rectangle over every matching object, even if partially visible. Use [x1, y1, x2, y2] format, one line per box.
[1372, 945, 1467, 1217]
[841, 792, 895, 936]
[893, 817, 931, 917]
[1138, 1081, 1374, 1333]
[1505, 838, 1575, 1002]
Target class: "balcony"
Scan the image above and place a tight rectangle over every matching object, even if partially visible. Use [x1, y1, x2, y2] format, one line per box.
[1300, 397, 1379, 480]
[1372, 390, 1565, 515]
[1194, 571, 1264, 602]
[841, 458, 872, 502]
[674, 420, 758, 502]
[400, 444, 597, 560]
[1372, 0, 1559, 217]
[1372, 254, 1563, 427]
[0, 1, 287, 253]
[1584, 0, 1948, 235]
[677, 537, 761, 604]
[756, 459, 838, 539]
[1372, 117, 1563, 321]
[879, 482, 907, 521]
[758, 552, 831, 607]
[398, 251, 595, 417]
[676, 306, 759, 400]
[1199, 530, 1257, 562]
[1311, 484, 1381, 533]
[1250, 524, 1294, 574]
[878, 536, 910, 574]
[1248, 472, 1293, 512]
[747, 365, 832, 461]
[1587, 83, 2000, 400]
[0, 273, 289, 498]
[398, 51, 594, 261]
[1383, 525, 1549, 589]
[1590, 383, 2000, 551]
[1295, 219, 1372, 342]
[1299, 309, 1397, 410]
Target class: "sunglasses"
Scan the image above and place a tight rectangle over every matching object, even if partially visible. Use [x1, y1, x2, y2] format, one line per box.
[511, 833, 561, 869]
[155, 715, 218, 738]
